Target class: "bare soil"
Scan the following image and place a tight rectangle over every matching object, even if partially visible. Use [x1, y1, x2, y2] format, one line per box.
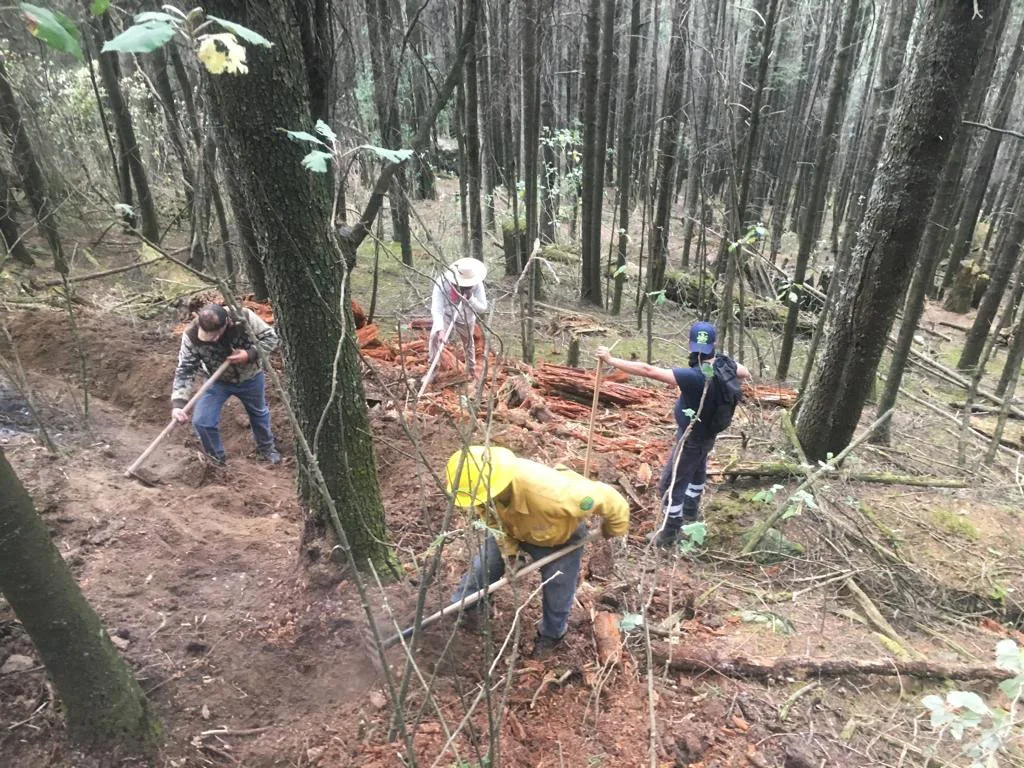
[1, 291, 1023, 767]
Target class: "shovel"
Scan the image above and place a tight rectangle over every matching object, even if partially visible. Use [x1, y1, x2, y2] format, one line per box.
[124, 359, 232, 482]
[380, 529, 601, 649]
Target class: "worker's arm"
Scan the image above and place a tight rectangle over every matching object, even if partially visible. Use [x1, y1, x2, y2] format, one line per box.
[736, 361, 751, 380]
[242, 308, 278, 363]
[429, 279, 449, 332]
[170, 333, 200, 419]
[595, 346, 676, 386]
[465, 282, 487, 314]
[591, 483, 630, 539]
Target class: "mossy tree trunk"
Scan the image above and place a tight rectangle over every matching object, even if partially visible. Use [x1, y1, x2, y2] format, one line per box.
[796, 0, 994, 462]
[202, 0, 392, 569]
[0, 448, 159, 748]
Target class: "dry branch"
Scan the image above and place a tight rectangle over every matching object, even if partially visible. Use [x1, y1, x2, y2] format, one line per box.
[717, 461, 967, 488]
[652, 647, 1012, 682]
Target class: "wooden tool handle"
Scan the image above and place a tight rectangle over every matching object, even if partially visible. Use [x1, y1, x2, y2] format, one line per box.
[124, 359, 232, 477]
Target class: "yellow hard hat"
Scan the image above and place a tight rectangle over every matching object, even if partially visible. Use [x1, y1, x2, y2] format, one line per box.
[445, 446, 516, 508]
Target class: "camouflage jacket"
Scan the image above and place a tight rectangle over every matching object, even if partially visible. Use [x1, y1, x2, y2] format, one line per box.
[171, 307, 278, 408]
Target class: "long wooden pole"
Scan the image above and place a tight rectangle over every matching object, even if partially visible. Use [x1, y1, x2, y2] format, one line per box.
[417, 320, 457, 398]
[383, 530, 601, 648]
[124, 359, 232, 477]
[584, 340, 619, 477]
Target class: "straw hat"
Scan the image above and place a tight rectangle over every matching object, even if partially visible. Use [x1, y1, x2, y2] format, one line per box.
[444, 257, 487, 288]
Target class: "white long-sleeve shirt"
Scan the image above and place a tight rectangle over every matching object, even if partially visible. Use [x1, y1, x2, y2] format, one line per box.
[430, 276, 487, 332]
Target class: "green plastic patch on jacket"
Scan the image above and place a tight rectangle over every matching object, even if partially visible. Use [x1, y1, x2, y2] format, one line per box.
[579, 496, 594, 511]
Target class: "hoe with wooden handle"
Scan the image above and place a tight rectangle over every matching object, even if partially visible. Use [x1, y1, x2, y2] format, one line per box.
[380, 529, 601, 649]
[124, 360, 232, 482]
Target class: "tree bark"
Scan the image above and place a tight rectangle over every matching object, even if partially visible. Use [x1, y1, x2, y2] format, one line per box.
[611, 0, 642, 315]
[775, 0, 860, 381]
[646, 1, 689, 295]
[0, 163, 32, 266]
[958, 195, 1024, 372]
[796, 0, 994, 462]
[0, 56, 66, 274]
[587, 0, 618, 301]
[579, 0, 602, 304]
[464, 8, 484, 260]
[0, 448, 160, 747]
[203, 0, 392, 568]
[945, 18, 1024, 286]
[89, 10, 160, 244]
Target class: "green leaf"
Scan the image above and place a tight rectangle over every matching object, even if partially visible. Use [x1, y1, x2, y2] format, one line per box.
[947, 691, 989, 716]
[133, 11, 178, 23]
[998, 676, 1024, 700]
[207, 15, 274, 47]
[90, 0, 110, 16]
[612, 264, 628, 277]
[102, 20, 176, 53]
[619, 613, 644, 632]
[20, 3, 83, 61]
[995, 639, 1022, 672]
[301, 150, 332, 173]
[314, 119, 336, 143]
[284, 129, 325, 145]
[681, 521, 707, 546]
[359, 144, 414, 164]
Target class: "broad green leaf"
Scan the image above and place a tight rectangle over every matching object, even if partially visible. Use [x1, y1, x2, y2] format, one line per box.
[207, 15, 273, 47]
[995, 639, 1022, 672]
[619, 613, 644, 632]
[133, 11, 177, 23]
[90, 0, 111, 14]
[655, 291, 667, 306]
[20, 4, 83, 61]
[612, 264, 628, 277]
[681, 521, 707, 546]
[113, 202, 135, 217]
[947, 691, 989, 716]
[359, 144, 414, 164]
[102, 20, 176, 53]
[301, 150, 332, 173]
[998, 676, 1024, 699]
[284, 129, 325, 146]
[314, 119, 336, 143]
[921, 694, 946, 712]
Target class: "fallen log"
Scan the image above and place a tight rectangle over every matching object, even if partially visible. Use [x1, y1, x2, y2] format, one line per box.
[716, 461, 968, 488]
[651, 647, 1012, 682]
[592, 610, 622, 666]
[951, 401, 1024, 421]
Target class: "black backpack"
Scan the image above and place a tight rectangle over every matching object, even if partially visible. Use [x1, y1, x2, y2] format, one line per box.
[706, 356, 743, 434]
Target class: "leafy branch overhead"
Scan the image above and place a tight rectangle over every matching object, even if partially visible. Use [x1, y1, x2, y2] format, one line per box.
[100, 5, 272, 75]
[285, 121, 414, 174]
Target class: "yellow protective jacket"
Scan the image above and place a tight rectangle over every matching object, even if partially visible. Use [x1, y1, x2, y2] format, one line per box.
[481, 457, 630, 554]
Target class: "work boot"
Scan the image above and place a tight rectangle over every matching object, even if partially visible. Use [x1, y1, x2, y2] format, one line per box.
[203, 452, 226, 467]
[259, 447, 282, 465]
[531, 632, 564, 660]
[647, 516, 684, 549]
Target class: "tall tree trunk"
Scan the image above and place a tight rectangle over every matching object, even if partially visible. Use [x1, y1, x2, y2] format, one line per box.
[464, 13, 484, 260]
[646, 0, 688, 295]
[0, 57, 66, 274]
[957, 194, 1024, 373]
[775, 0, 860, 381]
[612, 0, 642, 314]
[795, 0, 993, 462]
[204, 0, 392, 568]
[587, 0, 618, 300]
[579, 0, 602, 304]
[364, 0, 413, 266]
[945, 19, 1024, 280]
[89, 11, 160, 243]
[0, 448, 160, 747]
[717, 0, 782, 347]
[0, 163, 32, 266]
[291, 0, 334, 123]
[540, 95, 559, 244]
[932, 1, 1014, 296]
[222, 166, 267, 300]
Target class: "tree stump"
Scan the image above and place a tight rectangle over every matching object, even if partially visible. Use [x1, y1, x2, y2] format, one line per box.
[943, 260, 984, 314]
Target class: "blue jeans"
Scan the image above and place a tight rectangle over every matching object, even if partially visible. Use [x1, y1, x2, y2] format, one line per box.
[452, 523, 588, 640]
[191, 372, 275, 461]
[659, 433, 714, 521]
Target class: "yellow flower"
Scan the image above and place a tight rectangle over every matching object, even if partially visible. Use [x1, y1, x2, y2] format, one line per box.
[197, 33, 248, 75]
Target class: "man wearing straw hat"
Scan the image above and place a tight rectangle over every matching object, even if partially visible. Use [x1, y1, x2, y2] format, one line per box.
[445, 445, 630, 658]
[429, 257, 488, 380]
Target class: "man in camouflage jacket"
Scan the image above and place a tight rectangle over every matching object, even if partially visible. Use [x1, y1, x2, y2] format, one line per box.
[171, 303, 281, 465]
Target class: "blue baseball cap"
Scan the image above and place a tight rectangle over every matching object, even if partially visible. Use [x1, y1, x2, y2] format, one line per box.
[689, 321, 716, 354]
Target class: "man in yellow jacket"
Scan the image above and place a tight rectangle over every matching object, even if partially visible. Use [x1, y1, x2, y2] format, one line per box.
[446, 445, 630, 657]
